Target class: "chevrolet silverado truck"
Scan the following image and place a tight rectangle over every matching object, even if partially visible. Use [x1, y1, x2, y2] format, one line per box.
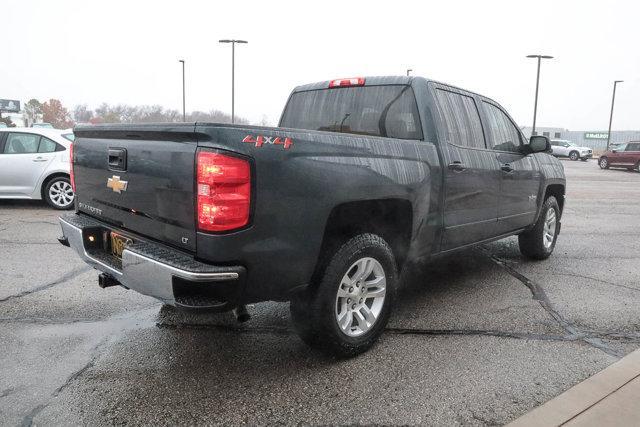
[58, 76, 565, 357]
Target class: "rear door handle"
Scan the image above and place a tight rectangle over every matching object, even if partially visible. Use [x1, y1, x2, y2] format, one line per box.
[32, 157, 48, 162]
[501, 164, 514, 173]
[448, 161, 466, 172]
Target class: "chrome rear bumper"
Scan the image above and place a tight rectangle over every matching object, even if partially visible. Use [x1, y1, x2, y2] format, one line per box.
[59, 213, 245, 307]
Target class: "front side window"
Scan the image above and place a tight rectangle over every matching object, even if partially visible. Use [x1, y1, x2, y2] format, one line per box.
[4, 133, 40, 154]
[433, 89, 485, 149]
[280, 85, 423, 140]
[482, 102, 522, 153]
[614, 143, 627, 151]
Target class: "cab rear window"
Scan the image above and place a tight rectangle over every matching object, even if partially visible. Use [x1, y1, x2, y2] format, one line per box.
[280, 85, 423, 140]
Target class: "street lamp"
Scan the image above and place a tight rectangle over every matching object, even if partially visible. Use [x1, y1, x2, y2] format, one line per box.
[605, 80, 623, 151]
[526, 54, 554, 135]
[178, 59, 185, 122]
[406, 69, 413, 76]
[219, 39, 248, 123]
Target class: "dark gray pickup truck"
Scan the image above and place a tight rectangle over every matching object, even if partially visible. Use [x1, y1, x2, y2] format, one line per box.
[59, 76, 565, 356]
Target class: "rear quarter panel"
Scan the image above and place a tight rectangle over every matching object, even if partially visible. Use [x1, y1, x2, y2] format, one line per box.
[195, 123, 441, 302]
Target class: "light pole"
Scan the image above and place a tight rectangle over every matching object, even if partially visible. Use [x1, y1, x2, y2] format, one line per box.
[219, 39, 248, 123]
[605, 80, 623, 151]
[178, 59, 185, 121]
[526, 54, 553, 135]
[406, 69, 413, 76]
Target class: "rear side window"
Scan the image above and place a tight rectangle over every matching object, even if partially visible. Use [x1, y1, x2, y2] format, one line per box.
[626, 143, 640, 151]
[280, 85, 423, 140]
[38, 137, 58, 153]
[481, 102, 522, 153]
[4, 133, 40, 154]
[433, 89, 485, 149]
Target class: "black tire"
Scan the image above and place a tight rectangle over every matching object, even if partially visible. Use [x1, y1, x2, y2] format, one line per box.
[599, 157, 609, 169]
[290, 233, 397, 358]
[43, 176, 75, 210]
[580, 158, 588, 162]
[518, 196, 560, 260]
[636, 162, 640, 172]
[569, 151, 579, 161]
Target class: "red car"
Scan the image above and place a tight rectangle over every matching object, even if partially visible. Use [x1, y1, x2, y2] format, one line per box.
[599, 141, 640, 171]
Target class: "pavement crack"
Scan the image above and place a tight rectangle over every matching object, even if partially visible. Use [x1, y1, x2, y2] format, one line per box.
[386, 327, 572, 342]
[20, 338, 107, 427]
[0, 266, 91, 303]
[553, 271, 640, 293]
[483, 249, 623, 359]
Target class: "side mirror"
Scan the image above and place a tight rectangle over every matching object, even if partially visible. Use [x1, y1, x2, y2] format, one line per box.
[612, 149, 618, 153]
[529, 135, 551, 153]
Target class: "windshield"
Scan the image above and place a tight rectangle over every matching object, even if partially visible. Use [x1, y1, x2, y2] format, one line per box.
[280, 85, 423, 140]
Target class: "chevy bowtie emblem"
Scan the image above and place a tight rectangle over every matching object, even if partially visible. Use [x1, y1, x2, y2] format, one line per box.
[107, 176, 128, 193]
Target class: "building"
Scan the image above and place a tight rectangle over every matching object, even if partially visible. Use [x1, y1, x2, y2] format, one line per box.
[521, 127, 640, 153]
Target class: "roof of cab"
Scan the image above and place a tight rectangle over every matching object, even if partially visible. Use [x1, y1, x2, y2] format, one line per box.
[292, 76, 418, 92]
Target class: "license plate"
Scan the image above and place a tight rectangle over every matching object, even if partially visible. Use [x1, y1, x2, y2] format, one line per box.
[110, 232, 132, 258]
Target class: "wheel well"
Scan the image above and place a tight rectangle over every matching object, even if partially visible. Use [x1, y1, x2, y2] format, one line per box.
[544, 184, 565, 215]
[314, 199, 413, 276]
[40, 173, 70, 199]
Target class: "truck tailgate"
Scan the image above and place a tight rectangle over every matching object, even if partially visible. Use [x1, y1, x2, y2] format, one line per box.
[73, 125, 198, 252]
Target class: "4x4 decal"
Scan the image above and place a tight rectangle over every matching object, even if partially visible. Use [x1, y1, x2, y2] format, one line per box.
[243, 135, 293, 150]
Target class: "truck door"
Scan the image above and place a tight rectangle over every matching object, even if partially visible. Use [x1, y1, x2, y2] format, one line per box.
[432, 87, 501, 250]
[480, 101, 540, 233]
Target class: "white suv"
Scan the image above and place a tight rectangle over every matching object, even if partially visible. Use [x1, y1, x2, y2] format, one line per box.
[0, 128, 75, 209]
[550, 139, 593, 161]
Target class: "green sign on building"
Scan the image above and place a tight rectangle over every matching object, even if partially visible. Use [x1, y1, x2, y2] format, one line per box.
[584, 132, 609, 140]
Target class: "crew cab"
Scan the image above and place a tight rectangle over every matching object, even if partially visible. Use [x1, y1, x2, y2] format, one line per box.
[58, 76, 565, 357]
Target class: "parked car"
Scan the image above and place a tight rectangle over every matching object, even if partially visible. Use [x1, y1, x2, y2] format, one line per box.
[31, 122, 54, 129]
[550, 139, 592, 161]
[0, 123, 7, 128]
[599, 141, 640, 171]
[58, 76, 565, 356]
[0, 127, 75, 209]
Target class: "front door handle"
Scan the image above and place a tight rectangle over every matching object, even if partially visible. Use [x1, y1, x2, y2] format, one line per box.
[32, 157, 48, 162]
[501, 164, 514, 173]
[448, 161, 466, 172]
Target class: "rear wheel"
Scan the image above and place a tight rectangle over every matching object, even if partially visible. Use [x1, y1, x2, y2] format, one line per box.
[290, 233, 397, 357]
[636, 162, 640, 172]
[518, 196, 560, 260]
[569, 151, 579, 161]
[44, 176, 74, 210]
[599, 157, 609, 169]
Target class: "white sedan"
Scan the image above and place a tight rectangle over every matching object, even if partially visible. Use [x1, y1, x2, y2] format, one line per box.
[0, 128, 75, 209]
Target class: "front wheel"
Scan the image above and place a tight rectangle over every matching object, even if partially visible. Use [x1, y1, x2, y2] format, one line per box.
[518, 196, 560, 260]
[290, 233, 397, 357]
[44, 176, 75, 210]
[599, 157, 609, 169]
[569, 151, 579, 161]
[580, 158, 588, 162]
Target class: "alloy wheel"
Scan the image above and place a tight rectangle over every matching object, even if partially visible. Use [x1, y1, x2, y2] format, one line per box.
[335, 257, 386, 337]
[543, 208, 557, 249]
[49, 180, 74, 208]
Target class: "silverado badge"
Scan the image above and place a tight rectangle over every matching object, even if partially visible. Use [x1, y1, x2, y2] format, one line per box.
[107, 176, 128, 193]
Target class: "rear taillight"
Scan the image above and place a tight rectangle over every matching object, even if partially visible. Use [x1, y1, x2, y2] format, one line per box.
[328, 77, 365, 88]
[69, 143, 75, 192]
[196, 151, 251, 232]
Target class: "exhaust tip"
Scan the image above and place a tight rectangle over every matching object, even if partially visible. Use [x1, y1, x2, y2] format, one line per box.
[233, 305, 250, 323]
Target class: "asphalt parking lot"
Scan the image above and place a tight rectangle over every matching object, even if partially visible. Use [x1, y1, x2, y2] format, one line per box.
[1, 160, 639, 426]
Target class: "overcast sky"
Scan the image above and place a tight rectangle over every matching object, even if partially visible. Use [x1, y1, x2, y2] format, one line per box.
[3, 0, 638, 130]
